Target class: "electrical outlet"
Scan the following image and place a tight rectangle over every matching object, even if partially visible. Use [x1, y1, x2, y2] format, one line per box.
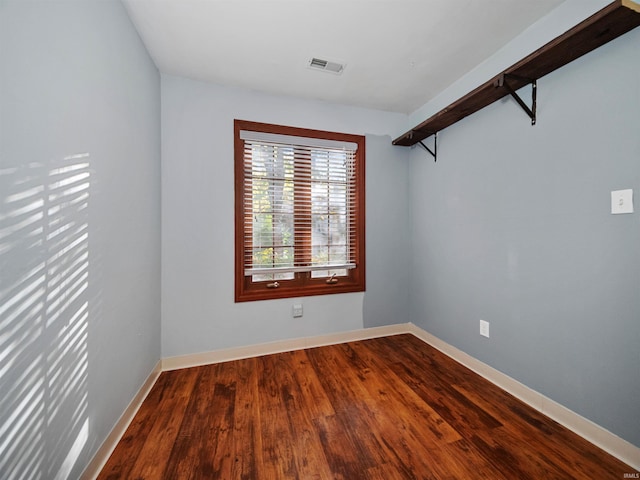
[480, 320, 490, 338]
[611, 189, 633, 214]
[292, 304, 303, 318]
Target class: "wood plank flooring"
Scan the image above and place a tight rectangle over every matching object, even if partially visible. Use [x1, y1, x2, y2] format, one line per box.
[98, 334, 635, 479]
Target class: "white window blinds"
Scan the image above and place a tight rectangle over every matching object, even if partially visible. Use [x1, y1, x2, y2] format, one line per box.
[240, 130, 358, 277]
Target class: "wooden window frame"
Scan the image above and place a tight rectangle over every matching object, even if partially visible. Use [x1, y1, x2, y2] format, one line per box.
[234, 119, 365, 302]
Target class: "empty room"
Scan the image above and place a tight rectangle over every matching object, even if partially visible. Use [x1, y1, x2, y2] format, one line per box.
[1, 0, 639, 478]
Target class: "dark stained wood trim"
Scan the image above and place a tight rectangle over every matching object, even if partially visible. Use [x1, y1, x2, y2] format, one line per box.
[394, 0, 640, 146]
[234, 119, 365, 302]
[98, 334, 635, 479]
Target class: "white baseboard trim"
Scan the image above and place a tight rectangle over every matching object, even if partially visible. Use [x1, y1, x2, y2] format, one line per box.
[406, 323, 640, 470]
[162, 323, 411, 371]
[83, 323, 639, 477]
[80, 360, 163, 480]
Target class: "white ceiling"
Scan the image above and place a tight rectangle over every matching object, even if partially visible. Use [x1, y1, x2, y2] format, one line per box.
[122, 0, 565, 114]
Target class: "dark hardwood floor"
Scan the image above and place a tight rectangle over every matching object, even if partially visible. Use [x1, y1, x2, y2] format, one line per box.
[98, 334, 635, 479]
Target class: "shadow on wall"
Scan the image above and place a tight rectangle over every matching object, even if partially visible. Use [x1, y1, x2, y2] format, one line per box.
[0, 154, 91, 479]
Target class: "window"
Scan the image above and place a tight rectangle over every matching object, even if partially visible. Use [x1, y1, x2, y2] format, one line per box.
[234, 120, 365, 302]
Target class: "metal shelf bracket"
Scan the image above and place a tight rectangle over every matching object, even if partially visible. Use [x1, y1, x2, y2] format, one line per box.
[418, 132, 438, 162]
[495, 74, 537, 125]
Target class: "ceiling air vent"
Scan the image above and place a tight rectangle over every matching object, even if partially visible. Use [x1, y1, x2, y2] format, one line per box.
[308, 57, 345, 75]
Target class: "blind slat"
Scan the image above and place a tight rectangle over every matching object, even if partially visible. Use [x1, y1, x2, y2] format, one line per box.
[246, 263, 356, 276]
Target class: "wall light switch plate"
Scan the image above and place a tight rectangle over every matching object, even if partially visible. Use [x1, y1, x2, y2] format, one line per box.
[611, 189, 633, 214]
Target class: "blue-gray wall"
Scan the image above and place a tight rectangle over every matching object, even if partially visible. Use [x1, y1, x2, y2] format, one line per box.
[0, 1, 161, 478]
[408, 26, 640, 447]
[160, 74, 407, 358]
[363, 134, 410, 328]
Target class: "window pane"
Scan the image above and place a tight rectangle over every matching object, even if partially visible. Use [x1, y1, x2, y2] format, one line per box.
[310, 149, 350, 270]
[329, 245, 347, 263]
[311, 150, 348, 182]
[251, 246, 294, 269]
[312, 213, 347, 249]
[311, 269, 348, 278]
[311, 245, 328, 266]
[250, 145, 295, 259]
[252, 271, 295, 282]
[309, 244, 347, 268]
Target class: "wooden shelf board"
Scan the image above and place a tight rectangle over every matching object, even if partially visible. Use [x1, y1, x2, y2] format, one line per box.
[394, 1, 640, 147]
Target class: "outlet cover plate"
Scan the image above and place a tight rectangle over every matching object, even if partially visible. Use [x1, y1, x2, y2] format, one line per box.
[292, 304, 303, 318]
[480, 320, 490, 338]
[611, 189, 633, 214]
